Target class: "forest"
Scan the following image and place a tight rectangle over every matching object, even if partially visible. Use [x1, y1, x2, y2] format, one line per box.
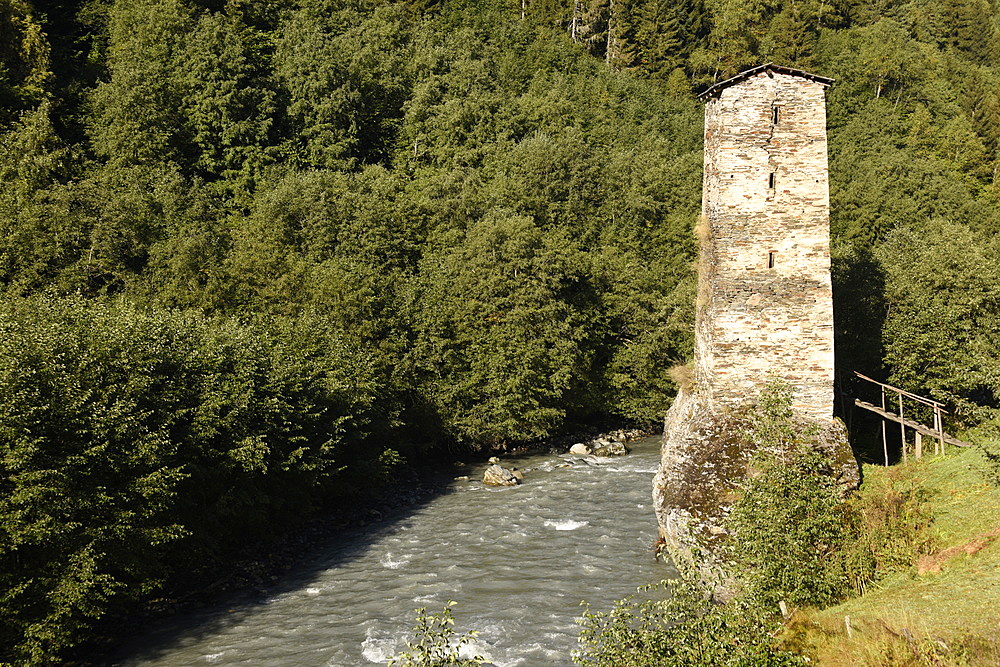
[1, 0, 999, 661]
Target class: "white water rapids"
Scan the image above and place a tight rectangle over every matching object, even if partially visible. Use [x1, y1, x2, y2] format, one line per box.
[115, 435, 674, 666]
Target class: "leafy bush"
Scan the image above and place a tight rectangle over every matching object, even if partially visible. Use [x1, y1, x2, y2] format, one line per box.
[725, 442, 849, 608]
[0, 297, 398, 664]
[724, 383, 849, 608]
[840, 465, 932, 594]
[389, 602, 484, 667]
[575, 578, 806, 666]
[728, 383, 936, 606]
[969, 419, 1000, 486]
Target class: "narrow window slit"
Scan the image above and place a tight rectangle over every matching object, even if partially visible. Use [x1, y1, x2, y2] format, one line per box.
[772, 106, 780, 124]
[768, 172, 775, 189]
[768, 251, 776, 269]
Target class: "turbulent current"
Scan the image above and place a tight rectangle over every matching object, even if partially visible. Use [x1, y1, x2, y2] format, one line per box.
[116, 435, 674, 666]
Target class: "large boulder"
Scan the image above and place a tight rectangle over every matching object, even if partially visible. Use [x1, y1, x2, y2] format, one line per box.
[483, 464, 520, 487]
[593, 441, 629, 457]
[569, 443, 592, 456]
[652, 388, 860, 600]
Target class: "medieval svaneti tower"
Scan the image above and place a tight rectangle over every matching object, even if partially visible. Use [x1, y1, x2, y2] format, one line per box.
[696, 64, 836, 420]
[653, 64, 857, 592]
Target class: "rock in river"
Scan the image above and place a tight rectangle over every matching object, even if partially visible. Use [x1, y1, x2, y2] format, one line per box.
[593, 441, 629, 457]
[569, 443, 592, 456]
[483, 464, 520, 487]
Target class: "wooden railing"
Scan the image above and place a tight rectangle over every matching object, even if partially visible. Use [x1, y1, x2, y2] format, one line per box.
[852, 371, 969, 466]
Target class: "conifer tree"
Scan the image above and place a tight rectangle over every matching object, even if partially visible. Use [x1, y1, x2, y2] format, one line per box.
[929, 0, 999, 64]
[763, 6, 816, 69]
[0, 0, 52, 121]
[633, 0, 687, 76]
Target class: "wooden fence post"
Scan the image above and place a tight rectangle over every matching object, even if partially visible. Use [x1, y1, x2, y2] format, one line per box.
[898, 392, 907, 463]
[881, 386, 889, 466]
[935, 406, 945, 455]
[915, 431, 922, 459]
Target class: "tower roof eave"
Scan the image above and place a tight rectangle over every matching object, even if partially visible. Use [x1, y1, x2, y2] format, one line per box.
[697, 63, 835, 101]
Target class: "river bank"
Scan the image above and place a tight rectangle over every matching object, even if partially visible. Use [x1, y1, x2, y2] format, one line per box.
[790, 447, 1000, 664]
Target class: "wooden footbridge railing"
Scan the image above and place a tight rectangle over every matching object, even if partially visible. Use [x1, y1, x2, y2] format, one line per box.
[852, 371, 970, 466]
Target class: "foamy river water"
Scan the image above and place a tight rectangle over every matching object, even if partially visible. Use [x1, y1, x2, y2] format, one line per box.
[115, 435, 674, 666]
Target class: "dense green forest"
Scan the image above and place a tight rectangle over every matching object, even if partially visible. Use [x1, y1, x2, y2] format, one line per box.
[2, 0, 999, 661]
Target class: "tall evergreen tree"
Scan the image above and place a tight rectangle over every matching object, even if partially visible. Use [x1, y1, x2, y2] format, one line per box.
[0, 0, 52, 121]
[762, 6, 816, 69]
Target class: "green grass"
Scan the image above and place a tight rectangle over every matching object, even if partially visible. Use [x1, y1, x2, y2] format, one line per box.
[796, 446, 1000, 664]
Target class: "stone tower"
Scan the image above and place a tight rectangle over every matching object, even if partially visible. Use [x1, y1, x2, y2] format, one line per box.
[653, 66, 856, 595]
[695, 63, 835, 421]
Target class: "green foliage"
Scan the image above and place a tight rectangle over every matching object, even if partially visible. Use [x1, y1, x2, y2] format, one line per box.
[726, 384, 848, 608]
[740, 380, 806, 450]
[389, 601, 485, 667]
[728, 385, 939, 611]
[878, 220, 1000, 426]
[275, 0, 413, 169]
[5, 0, 1000, 659]
[0, 102, 78, 292]
[600, 265, 695, 421]
[408, 211, 591, 445]
[725, 445, 847, 608]
[88, 0, 196, 167]
[0, 0, 51, 119]
[575, 578, 807, 666]
[0, 297, 392, 664]
[839, 464, 933, 594]
[968, 418, 1000, 485]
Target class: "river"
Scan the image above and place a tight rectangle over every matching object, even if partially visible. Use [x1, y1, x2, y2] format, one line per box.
[116, 435, 674, 666]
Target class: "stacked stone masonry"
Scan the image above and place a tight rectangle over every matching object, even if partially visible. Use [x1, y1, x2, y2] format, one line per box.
[696, 67, 835, 421]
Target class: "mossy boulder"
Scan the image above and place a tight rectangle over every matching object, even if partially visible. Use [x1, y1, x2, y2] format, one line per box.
[653, 387, 859, 599]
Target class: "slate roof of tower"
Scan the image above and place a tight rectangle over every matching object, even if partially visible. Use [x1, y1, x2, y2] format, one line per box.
[697, 63, 835, 101]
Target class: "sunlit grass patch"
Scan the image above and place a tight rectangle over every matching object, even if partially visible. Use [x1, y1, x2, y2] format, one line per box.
[798, 447, 1000, 664]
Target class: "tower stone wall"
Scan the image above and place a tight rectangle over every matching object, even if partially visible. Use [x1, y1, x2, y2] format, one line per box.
[696, 66, 835, 421]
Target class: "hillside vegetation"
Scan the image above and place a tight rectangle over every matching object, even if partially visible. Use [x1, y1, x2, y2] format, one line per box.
[2, 0, 1000, 662]
[575, 399, 1000, 665]
[799, 445, 1000, 664]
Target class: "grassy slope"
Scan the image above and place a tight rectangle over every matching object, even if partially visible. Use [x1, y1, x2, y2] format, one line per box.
[801, 447, 1000, 664]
